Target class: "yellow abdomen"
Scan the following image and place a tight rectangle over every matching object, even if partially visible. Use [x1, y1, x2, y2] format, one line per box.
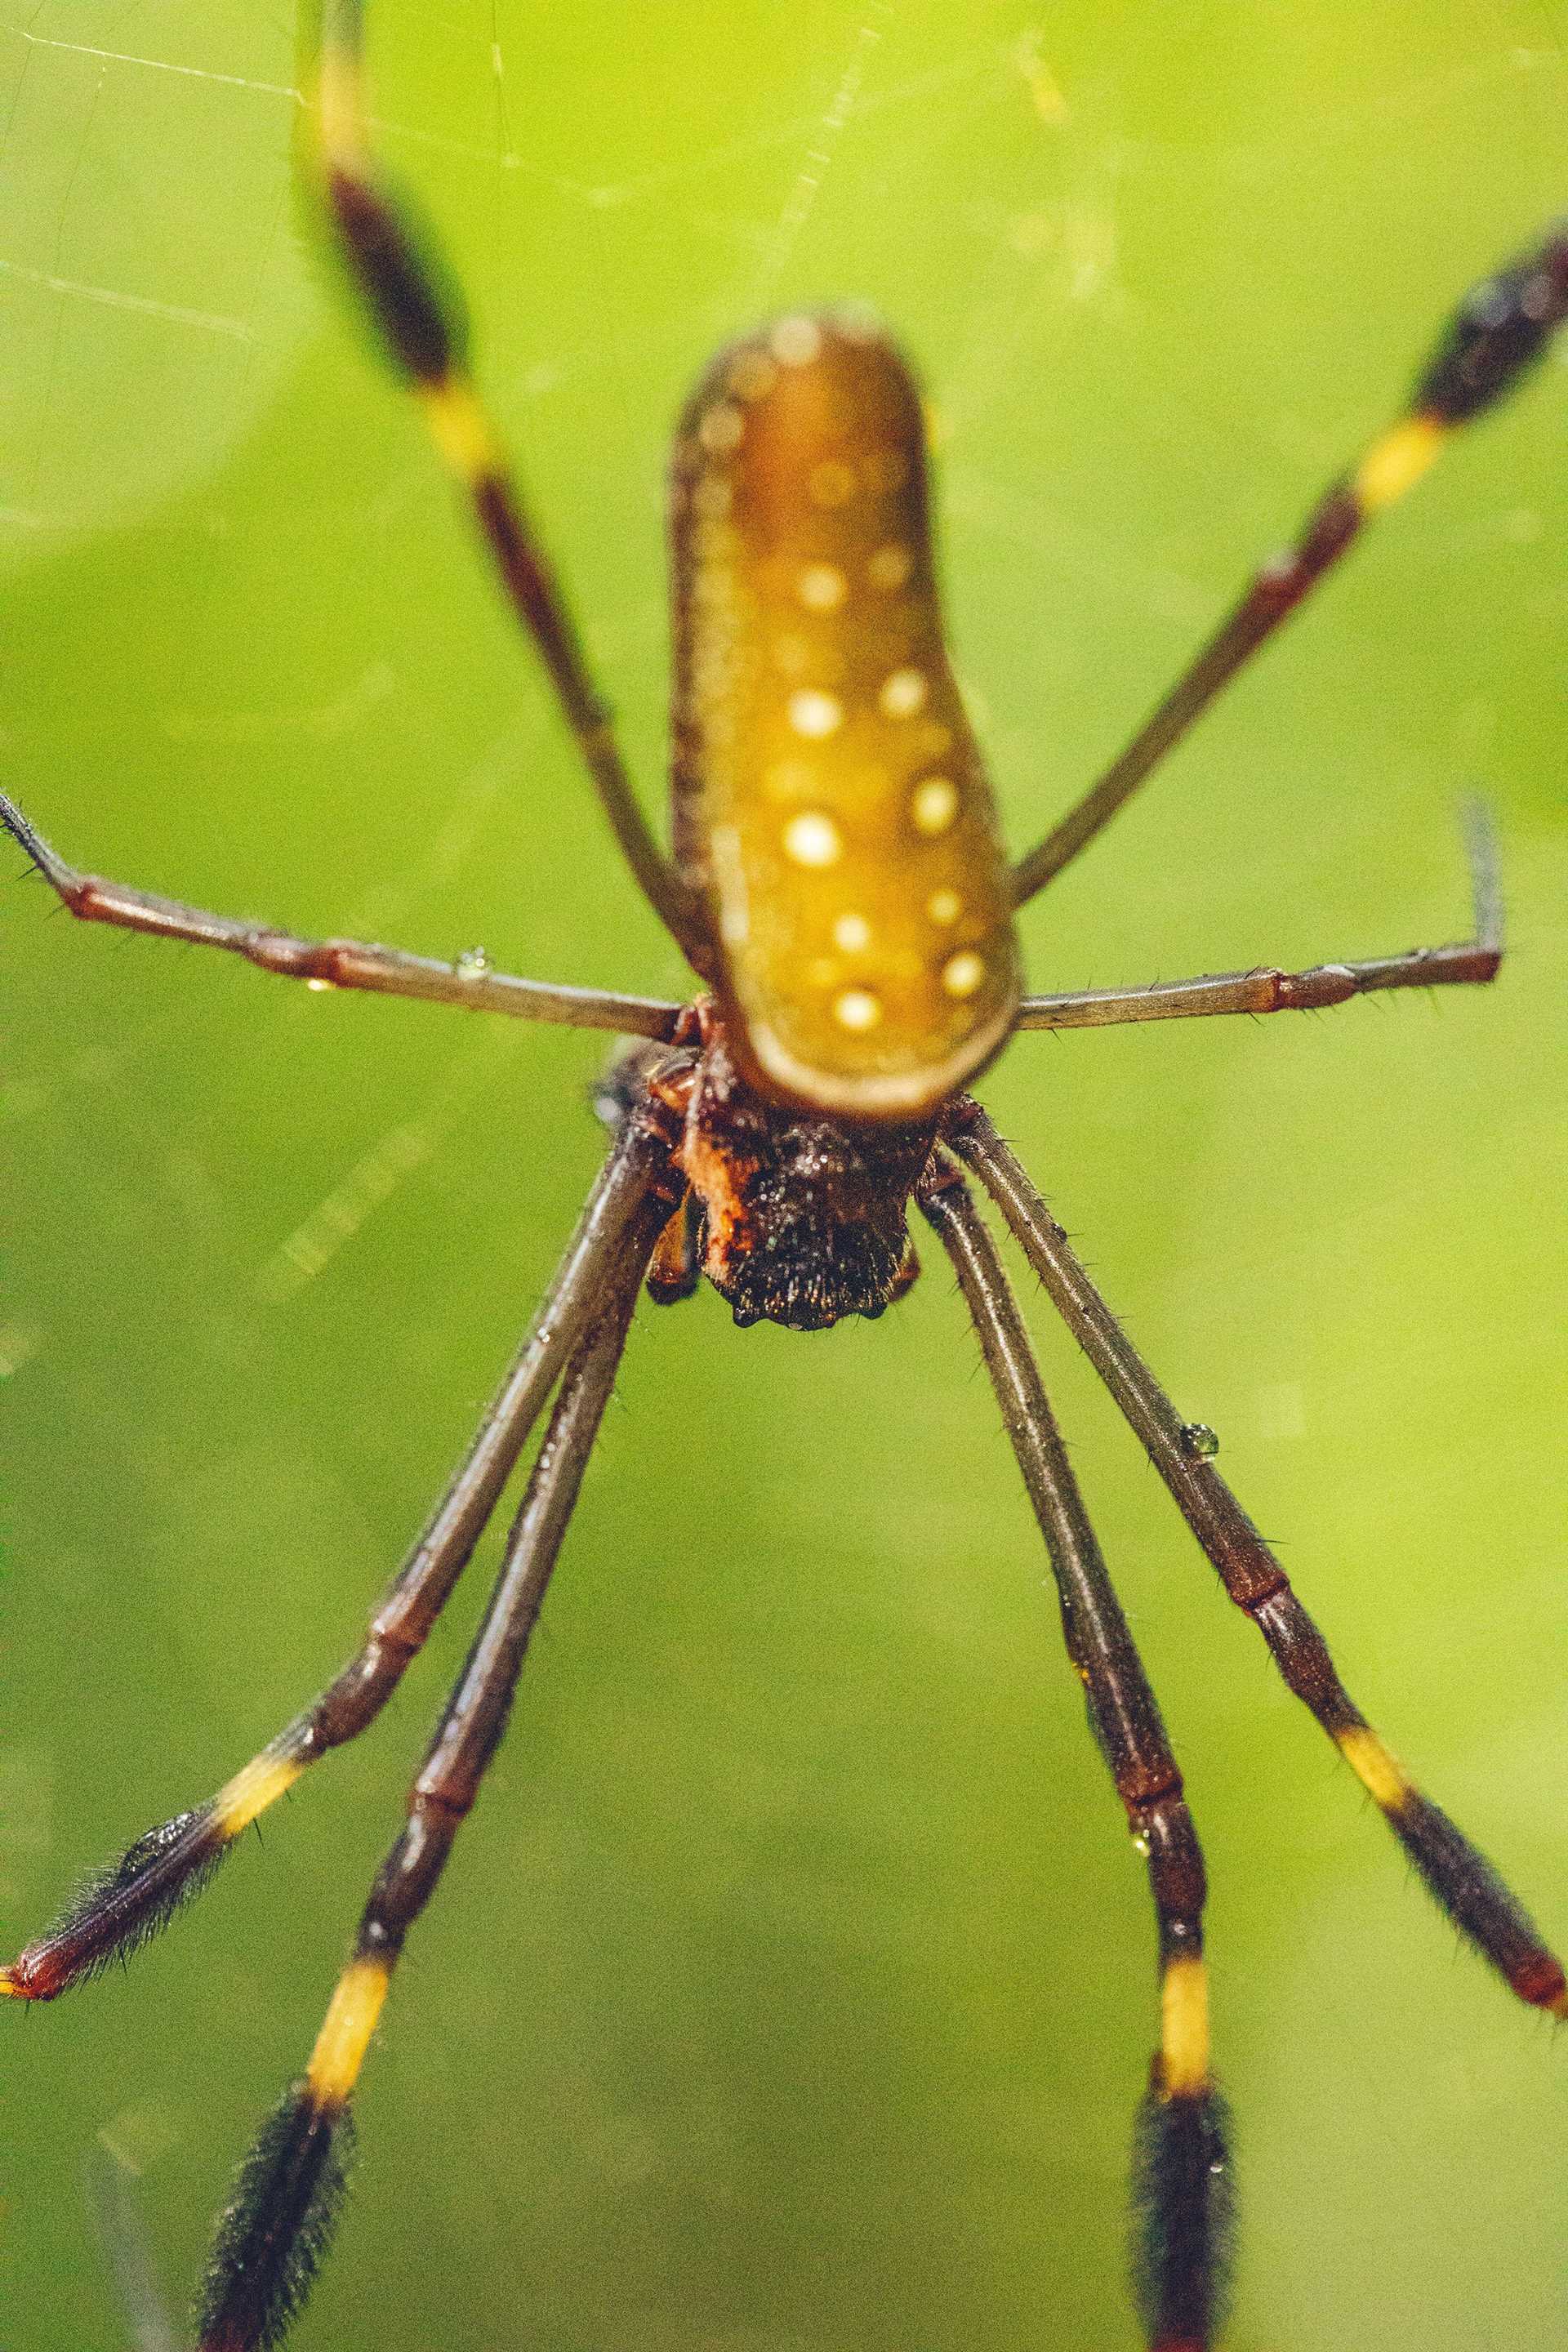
[670, 312, 1020, 1121]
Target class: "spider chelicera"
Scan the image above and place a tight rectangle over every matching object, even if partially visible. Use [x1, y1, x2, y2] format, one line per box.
[4, 7, 1565, 2350]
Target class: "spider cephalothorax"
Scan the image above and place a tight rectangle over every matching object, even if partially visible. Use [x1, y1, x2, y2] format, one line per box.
[639, 1004, 933, 1331]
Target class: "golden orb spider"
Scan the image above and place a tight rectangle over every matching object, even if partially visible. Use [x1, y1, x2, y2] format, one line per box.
[3, 7, 1565, 2348]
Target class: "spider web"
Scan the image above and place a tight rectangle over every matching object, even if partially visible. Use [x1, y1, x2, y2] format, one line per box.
[3, 1, 1562, 1271]
[2, 8, 1566, 2352]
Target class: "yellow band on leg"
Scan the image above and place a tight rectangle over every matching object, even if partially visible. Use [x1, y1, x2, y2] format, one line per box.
[214, 1749, 306, 1838]
[307, 1955, 391, 2105]
[1336, 1724, 1411, 1814]
[418, 378, 505, 485]
[1352, 413, 1449, 514]
[316, 36, 367, 169]
[1160, 1951, 1210, 2097]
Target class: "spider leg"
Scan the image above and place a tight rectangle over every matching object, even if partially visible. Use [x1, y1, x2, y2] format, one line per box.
[917, 1155, 1231, 2352]
[1017, 801, 1501, 1030]
[310, 0, 710, 970]
[1, 1112, 676, 2002]
[194, 1215, 652, 2352]
[646, 1191, 703, 1304]
[1009, 226, 1568, 908]
[0, 793, 680, 1041]
[947, 1100, 1568, 2019]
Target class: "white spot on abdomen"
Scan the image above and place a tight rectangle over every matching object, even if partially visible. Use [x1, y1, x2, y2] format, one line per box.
[911, 776, 959, 834]
[783, 811, 843, 867]
[771, 315, 823, 367]
[788, 688, 844, 739]
[833, 987, 882, 1032]
[797, 563, 848, 612]
[880, 667, 928, 718]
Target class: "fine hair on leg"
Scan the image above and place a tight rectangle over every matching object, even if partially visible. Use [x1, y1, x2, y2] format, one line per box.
[918, 1154, 1232, 2350]
[195, 1207, 657, 2352]
[946, 1099, 1566, 2020]
[2, 1110, 677, 2006]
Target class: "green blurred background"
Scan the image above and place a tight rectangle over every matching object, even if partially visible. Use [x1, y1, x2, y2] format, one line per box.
[2, 5, 1564, 2348]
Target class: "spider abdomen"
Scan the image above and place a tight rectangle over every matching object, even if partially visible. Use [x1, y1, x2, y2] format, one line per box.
[670, 312, 1020, 1124]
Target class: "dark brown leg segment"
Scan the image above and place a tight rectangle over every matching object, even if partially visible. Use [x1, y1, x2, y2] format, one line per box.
[949, 1100, 1567, 2020]
[0, 793, 680, 1040]
[1009, 229, 1568, 907]
[918, 1156, 1232, 2352]
[312, 0, 708, 966]
[2, 1111, 676, 2003]
[195, 1208, 655, 2352]
[1017, 806, 1499, 1031]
